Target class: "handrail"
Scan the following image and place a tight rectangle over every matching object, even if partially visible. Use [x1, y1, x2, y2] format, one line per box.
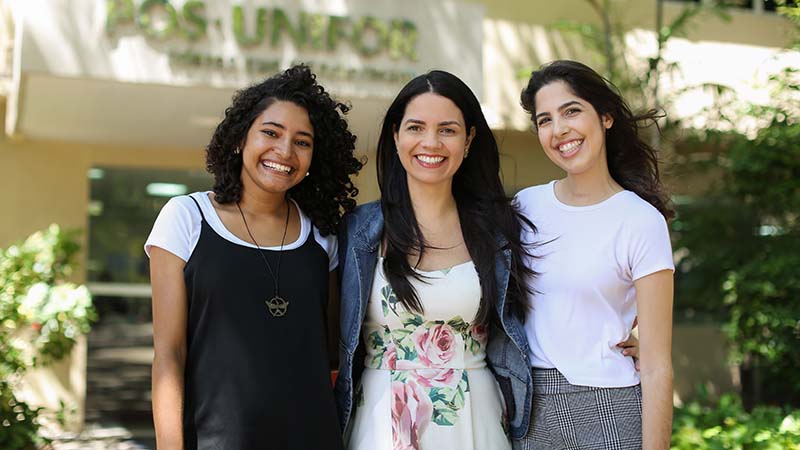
[87, 282, 152, 299]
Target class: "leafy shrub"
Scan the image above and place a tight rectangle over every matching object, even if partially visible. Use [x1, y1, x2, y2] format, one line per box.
[671, 66, 800, 406]
[0, 225, 96, 450]
[672, 393, 800, 449]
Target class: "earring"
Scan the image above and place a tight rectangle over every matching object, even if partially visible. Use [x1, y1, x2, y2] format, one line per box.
[233, 146, 241, 155]
[464, 147, 470, 158]
[306, 171, 310, 177]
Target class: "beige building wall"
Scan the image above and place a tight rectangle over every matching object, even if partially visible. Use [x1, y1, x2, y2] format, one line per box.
[0, 139, 204, 250]
[496, 129, 563, 193]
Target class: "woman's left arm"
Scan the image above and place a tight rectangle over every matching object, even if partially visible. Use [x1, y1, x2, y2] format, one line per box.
[635, 269, 674, 450]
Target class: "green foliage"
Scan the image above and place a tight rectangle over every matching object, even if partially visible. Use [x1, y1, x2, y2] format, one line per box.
[775, 1, 800, 49]
[672, 393, 800, 449]
[0, 225, 96, 450]
[0, 380, 46, 450]
[671, 70, 800, 404]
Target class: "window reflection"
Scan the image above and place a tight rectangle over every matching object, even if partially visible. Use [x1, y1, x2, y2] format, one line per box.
[87, 166, 212, 284]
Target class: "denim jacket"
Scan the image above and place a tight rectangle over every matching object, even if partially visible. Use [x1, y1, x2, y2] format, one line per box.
[334, 201, 535, 440]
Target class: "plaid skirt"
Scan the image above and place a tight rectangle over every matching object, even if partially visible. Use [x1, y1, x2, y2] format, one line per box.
[514, 368, 643, 450]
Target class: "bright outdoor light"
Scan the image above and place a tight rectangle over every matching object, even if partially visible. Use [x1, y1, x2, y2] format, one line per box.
[146, 182, 188, 197]
[88, 168, 105, 180]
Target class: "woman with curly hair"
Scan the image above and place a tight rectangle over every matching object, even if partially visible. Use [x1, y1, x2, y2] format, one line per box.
[145, 64, 362, 450]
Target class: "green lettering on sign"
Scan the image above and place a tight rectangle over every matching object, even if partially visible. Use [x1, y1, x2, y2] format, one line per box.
[106, 0, 134, 34]
[233, 6, 267, 46]
[306, 13, 328, 50]
[104, 1, 420, 62]
[351, 16, 388, 57]
[138, 0, 179, 40]
[271, 9, 308, 48]
[388, 19, 418, 61]
[327, 16, 350, 51]
[181, 1, 206, 41]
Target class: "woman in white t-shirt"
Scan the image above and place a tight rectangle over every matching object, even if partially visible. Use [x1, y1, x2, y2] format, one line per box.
[514, 60, 675, 450]
[145, 65, 362, 450]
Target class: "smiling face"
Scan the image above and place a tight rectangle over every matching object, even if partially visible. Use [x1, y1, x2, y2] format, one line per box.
[533, 80, 613, 177]
[240, 100, 314, 196]
[393, 93, 475, 190]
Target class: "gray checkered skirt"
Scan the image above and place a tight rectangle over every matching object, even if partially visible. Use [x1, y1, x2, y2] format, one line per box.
[514, 368, 642, 450]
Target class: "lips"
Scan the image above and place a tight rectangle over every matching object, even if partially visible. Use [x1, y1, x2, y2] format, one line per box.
[261, 160, 294, 174]
[413, 154, 447, 169]
[416, 155, 445, 164]
[555, 139, 583, 157]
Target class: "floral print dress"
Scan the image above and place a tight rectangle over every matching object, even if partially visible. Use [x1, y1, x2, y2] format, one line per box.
[346, 258, 511, 450]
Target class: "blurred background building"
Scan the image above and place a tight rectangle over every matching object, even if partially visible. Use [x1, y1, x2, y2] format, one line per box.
[0, 0, 798, 448]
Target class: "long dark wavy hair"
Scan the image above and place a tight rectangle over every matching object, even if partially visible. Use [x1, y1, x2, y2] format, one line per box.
[377, 70, 537, 324]
[521, 60, 674, 219]
[205, 64, 363, 235]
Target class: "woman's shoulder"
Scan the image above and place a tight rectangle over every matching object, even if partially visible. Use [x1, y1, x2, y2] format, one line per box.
[353, 200, 381, 215]
[145, 192, 209, 260]
[338, 200, 382, 250]
[346, 200, 381, 225]
[513, 182, 553, 211]
[618, 191, 664, 216]
[164, 191, 212, 209]
[616, 191, 669, 230]
[157, 192, 208, 221]
[515, 182, 553, 199]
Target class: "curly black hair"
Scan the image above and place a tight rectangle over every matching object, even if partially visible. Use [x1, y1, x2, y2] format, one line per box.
[205, 64, 363, 235]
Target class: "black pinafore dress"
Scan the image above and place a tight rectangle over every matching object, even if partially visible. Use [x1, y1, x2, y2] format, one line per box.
[181, 196, 342, 450]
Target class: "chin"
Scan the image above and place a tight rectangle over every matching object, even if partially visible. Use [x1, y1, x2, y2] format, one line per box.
[261, 180, 301, 194]
[408, 174, 452, 187]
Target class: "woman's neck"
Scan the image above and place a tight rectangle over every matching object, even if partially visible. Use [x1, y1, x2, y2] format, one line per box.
[558, 165, 622, 206]
[237, 189, 289, 217]
[407, 179, 458, 229]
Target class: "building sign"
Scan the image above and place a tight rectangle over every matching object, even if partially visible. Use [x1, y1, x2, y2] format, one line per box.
[104, 0, 419, 84]
[13, 0, 484, 98]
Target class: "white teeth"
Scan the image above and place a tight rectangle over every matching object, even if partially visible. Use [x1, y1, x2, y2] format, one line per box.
[262, 161, 292, 173]
[558, 140, 582, 153]
[416, 155, 445, 164]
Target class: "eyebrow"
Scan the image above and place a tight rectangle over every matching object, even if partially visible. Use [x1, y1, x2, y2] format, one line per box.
[534, 100, 582, 120]
[403, 118, 463, 127]
[262, 121, 314, 138]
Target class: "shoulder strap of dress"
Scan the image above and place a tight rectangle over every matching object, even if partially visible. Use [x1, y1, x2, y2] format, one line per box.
[294, 199, 315, 244]
[187, 194, 206, 222]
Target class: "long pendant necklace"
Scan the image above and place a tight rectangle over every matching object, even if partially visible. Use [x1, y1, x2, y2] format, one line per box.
[237, 200, 290, 318]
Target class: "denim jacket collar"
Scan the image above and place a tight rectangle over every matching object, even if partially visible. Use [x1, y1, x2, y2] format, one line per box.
[352, 202, 383, 252]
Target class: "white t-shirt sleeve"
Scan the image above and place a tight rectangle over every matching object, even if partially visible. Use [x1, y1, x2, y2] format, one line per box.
[314, 227, 339, 272]
[628, 209, 674, 281]
[144, 196, 201, 262]
[512, 187, 534, 212]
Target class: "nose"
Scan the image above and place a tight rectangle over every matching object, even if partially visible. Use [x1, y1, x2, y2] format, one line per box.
[421, 130, 441, 149]
[553, 116, 570, 137]
[272, 136, 292, 157]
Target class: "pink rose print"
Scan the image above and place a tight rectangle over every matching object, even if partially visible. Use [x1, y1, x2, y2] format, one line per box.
[411, 323, 456, 367]
[415, 367, 459, 388]
[383, 340, 397, 370]
[392, 378, 433, 450]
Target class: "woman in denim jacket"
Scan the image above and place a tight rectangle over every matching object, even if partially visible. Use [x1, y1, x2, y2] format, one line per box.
[334, 70, 538, 449]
